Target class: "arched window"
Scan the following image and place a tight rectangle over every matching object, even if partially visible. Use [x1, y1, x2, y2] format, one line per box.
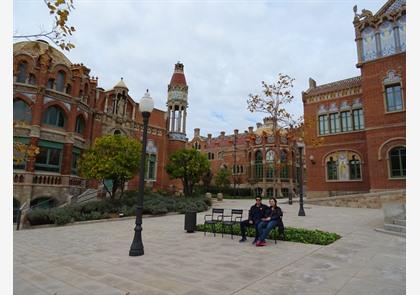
[280, 150, 288, 178]
[146, 154, 157, 180]
[325, 151, 362, 181]
[28, 74, 37, 85]
[266, 150, 275, 179]
[254, 187, 262, 198]
[327, 156, 338, 180]
[42, 106, 66, 128]
[349, 155, 361, 180]
[114, 130, 121, 135]
[13, 100, 32, 123]
[55, 71, 66, 92]
[16, 61, 28, 83]
[75, 115, 85, 134]
[389, 147, 405, 178]
[255, 150, 263, 179]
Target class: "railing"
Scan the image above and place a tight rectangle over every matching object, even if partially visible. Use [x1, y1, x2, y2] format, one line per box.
[13, 173, 25, 183]
[32, 175, 62, 185]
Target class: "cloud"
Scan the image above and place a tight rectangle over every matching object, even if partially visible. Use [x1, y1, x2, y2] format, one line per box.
[14, 0, 383, 139]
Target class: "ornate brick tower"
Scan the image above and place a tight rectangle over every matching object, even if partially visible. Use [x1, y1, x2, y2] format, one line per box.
[167, 62, 188, 142]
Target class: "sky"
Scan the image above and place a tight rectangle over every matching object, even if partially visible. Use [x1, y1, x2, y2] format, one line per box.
[13, 0, 384, 139]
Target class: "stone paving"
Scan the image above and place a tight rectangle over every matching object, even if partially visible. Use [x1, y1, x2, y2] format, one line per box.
[14, 199, 405, 295]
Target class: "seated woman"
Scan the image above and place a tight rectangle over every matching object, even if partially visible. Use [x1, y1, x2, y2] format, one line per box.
[255, 197, 283, 247]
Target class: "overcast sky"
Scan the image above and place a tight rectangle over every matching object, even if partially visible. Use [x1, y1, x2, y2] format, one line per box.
[14, 0, 384, 139]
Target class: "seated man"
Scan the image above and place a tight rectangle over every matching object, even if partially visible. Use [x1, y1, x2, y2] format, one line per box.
[256, 197, 283, 247]
[239, 196, 268, 243]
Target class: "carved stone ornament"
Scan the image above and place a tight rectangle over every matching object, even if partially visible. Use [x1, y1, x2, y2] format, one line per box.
[255, 136, 262, 144]
[383, 70, 401, 85]
[267, 136, 275, 144]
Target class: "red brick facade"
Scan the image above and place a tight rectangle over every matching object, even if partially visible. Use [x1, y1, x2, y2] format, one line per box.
[13, 40, 187, 206]
[303, 0, 406, 198]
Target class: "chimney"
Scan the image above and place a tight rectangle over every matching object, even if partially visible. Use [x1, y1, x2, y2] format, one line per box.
[194, 128, 200, 137]
[309, 77, 317, 88]
[244, 130, 248, 134]
[256, 122, 262, 129]
[220, 131, 225, 139]
[207, 133, 212, 140]
[248, 126, 254, 133]
[234, 129, 239, 135]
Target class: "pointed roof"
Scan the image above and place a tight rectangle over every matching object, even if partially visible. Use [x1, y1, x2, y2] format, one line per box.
[114, 77, 128, 89]
[169, 62, 187, 86]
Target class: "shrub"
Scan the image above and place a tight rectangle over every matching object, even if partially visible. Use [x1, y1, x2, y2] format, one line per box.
[49, 208, 73, 225]
[26, 209, 52, 225]
[195, 223, 341, 245]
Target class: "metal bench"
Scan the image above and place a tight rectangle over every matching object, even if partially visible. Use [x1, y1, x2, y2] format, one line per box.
[222, 209, 243, 239]
[204, 208, 224, 237]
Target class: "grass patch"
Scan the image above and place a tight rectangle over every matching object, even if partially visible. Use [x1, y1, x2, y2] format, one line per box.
[196, 222, 341, 245]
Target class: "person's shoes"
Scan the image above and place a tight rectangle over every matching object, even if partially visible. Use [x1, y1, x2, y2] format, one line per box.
[259, 241, 267, 247]
[256, 240, 262, 246]
[252, 239, 258, 245]
[239, 237, 247, 243]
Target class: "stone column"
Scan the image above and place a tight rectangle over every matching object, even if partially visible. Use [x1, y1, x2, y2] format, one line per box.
[182, 108, 187, 134]
[171, 106, 176, 132]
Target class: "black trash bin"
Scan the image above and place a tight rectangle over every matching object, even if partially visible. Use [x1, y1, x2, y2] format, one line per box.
[184, 211, 197, 233]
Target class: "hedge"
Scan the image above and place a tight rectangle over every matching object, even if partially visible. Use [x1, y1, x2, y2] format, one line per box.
[26, 191, 212, 226]
[196, 222, 341, 245]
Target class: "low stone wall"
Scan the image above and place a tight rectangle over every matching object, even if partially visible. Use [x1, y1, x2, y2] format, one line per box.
[305, 190, 405, 209]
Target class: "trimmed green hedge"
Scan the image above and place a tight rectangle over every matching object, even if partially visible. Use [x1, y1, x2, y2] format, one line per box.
[196, 222, 341, 245]
[27, 191, 212, 226]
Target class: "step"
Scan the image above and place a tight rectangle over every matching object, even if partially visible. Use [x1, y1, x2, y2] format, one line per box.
[393, 219, 406, 226]
[384, 223, 406, 233]
[374, 227, 406, 238]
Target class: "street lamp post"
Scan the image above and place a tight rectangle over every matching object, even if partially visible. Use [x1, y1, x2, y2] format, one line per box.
[233, 129, 238, 197]
[129, 90, 154, 257]
[297, 141, 306, 216]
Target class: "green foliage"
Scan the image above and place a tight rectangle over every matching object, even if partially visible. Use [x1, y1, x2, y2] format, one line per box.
[26, 190, 209, 226]
[196, 223, 341, 245]
[165, 148, 210, 196]
[215, 167, 231, 189]
[78, 135, 141, 199]
[26, 209, 53, 225]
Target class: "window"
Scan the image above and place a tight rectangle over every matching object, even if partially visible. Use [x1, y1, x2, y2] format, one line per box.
[341, 111, 352, 132]
[66, 84, 72, 95]
[13, 137, 29, 170]
[71, 149, 81, 175]
[56, 71, 66, 92]
[43, 106, 66, 128]
[145, 154, 156, 180]
[266, 150, 275, 162]
[266, 188, 274, 198]
[326, 152, 362, 181]
[327, 157, 338, 180]
[16, 61, 27, 83]
[218, 151, 224, 160]
[353, 109, 364, 130]
[280, 150, 288, 178]
[329, 113, 340, 133]
[28, 74, 37, 85]
[349, 155, 361, 180]
[318, 114, 329, 135]
[255, 151, 263, 179]
[13, 100, 32, 123]
[35, 147, 62, 172]
[193, 142, 201, 150]
[75, 115, 85, 134]
[47, 79, 54, 89]
[385, 85, 403, 112]
[389, 147, 405, 178]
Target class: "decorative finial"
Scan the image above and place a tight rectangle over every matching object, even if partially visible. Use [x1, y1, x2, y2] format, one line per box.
[146, 89, 149, 93]
[121, 77, 123, 81]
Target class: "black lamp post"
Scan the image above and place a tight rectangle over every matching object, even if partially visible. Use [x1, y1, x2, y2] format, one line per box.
[297, 141, 305, 216]
[233, 129, 238, 197]
[129, 89, 154, 257]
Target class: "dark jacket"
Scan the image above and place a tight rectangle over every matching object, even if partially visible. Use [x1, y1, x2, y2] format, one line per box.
[265, 206, 283, 221]
[248, 204, 268, 223]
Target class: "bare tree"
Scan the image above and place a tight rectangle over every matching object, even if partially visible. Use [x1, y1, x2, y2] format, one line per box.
[247, 73, 298, 198]
[13, 0, 76, 51]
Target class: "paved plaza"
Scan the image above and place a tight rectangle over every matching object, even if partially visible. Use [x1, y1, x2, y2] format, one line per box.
[14, 200, 405, 295]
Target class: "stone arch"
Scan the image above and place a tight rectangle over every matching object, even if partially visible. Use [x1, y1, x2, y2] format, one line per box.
[378, 137, 405, 160]
[322, 149, 364, 166]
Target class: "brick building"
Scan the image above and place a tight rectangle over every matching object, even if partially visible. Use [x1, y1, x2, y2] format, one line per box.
[188, 117, 302, 198]
[302, 0, 406, 198]
[13, 40, 188, 210]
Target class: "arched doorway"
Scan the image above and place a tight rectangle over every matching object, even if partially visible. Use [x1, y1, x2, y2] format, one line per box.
[30, 197, 57, 209]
